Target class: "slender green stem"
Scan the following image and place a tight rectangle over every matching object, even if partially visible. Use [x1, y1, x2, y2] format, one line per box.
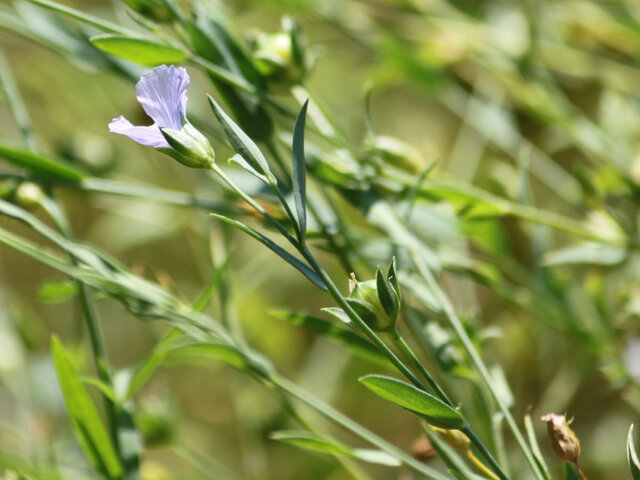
[0, 51, 36, 151]
[391, 327, 508, 480]
[412, 250, 545, 480]
[391, 327, 451, 402]
[39, 196, 120, 452]
[209, 164, 298, 247]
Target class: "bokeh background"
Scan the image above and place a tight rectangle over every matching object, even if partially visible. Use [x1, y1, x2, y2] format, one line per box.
[2, 1, 640, 479]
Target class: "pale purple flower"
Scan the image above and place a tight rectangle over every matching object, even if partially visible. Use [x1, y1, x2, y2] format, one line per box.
[109, 65, 190, 148]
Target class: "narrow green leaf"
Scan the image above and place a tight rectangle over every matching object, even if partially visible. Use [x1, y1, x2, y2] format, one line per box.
[270, 310, 391, 367]
[352, 449, 401, 467]
[90, 35, 187, 65]
[51, 336, 122, 479]
[125, 330, 183, 400]
[359, 374, 464, 429]
[207, 95, 273, 182]
[193, 252, 232, 312]
[0, 143, 84, 182]
[228, 153, 268, 184]
[170, 342, 248, 370]
[270, 430, 352, 456]
[542, 242, 627, 266]
[211, 213, 326, 290]
[628, 424, 640, 480]
[387, 257, 401, 304]
[292, 99, 308, 240]
[270, 430, 401, 467]
[525, 413, 550, 479]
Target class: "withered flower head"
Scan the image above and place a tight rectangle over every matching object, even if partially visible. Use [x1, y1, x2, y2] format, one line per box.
[541, 413, 581, 462]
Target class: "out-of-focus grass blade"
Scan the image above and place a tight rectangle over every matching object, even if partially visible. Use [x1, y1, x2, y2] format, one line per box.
[26, 0, 130, 34]
[524, 413, 551, 480]
[0, 143, 84, 182]
[90, 35, 187, 65]
[270, 310, 391, 368]
[628, 424, 640, 480]
[359, 374, 464, 429]
[193, 252, 232, 312]
[211, 213, 326, 290]
[51, 336, 122, 479]
[291, 100, 309, 240]
[541, 242, 627, 267]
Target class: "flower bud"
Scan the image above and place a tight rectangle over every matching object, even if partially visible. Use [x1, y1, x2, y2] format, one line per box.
[160, 123, 215, 169]
[348, 263, 400, 332]
[541, 413, 581, 463]
[14, 182, 44, 210]
[430, 426, 471, 451]
[250, 17, 307, 88]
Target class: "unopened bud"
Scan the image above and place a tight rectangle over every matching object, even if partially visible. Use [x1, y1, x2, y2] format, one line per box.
[0, 179, 18, 200]
[430, 426, 470, 451]
[14, 182, 44, 209]
[160, 123, 215, 169]
[347, 273, 396, 332]
[250, 17, 306, 88]
[541, 413, 581, 463]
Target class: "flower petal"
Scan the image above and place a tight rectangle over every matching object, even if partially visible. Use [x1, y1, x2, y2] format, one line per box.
[108, 115, 169, 148]
[135, 65, 189, 130]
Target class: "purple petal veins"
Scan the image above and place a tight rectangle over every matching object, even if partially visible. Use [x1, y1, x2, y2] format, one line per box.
[109, 65, 190, 148]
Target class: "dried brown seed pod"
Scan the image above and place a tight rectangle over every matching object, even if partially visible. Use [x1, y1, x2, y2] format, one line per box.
[540, 412, 581, 463]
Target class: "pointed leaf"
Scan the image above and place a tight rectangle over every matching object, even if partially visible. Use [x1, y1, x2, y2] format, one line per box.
[51, 337, 122, 479]
[90, 35, 187, 65]
[359, 375, 464, 429]
[211, 213, 326, 290]
[376, 266, 398, 317]
[292, 100, 308, 239]
[208, 95, 273, 182]
[270, 431, 352, 456]
[0, 143, 84, 182]
[564, 463, 580, 480]
[628, 424, 640, 480]
[228, 153, 268, 184]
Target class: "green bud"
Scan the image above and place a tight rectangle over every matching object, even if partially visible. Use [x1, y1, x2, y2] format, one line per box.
[120, 0, 174, 23]
[348, 268, 400, 331]
[160, 123, 215, 169]
[250, 17, 307, 88]
[14, 182, 44, 210]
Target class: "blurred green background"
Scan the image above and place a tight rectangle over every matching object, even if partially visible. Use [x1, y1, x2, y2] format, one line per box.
[2, 1, 640, 479]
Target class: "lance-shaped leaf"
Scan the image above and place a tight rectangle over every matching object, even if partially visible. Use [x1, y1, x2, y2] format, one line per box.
[51, 337, 122, 479]
[291, 100, 309, 240]
[90, 35, 188, 65]
[0, 143, 84, 182]
[270, 431, 400, 466]
[359, 374, 464, 429]
[208, 95, 274, 183]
